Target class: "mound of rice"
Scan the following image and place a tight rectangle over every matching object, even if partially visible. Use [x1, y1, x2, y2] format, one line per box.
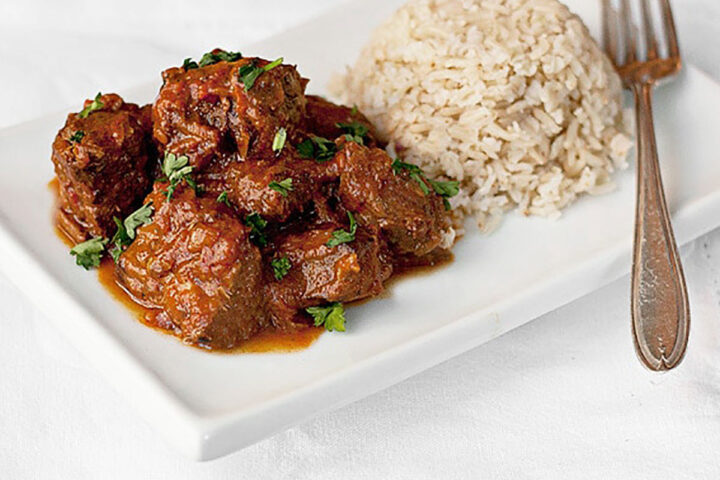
[330, 0, 633, 232]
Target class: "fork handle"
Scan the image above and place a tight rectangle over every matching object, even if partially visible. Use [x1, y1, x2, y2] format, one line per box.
[630, 81, 690, 371]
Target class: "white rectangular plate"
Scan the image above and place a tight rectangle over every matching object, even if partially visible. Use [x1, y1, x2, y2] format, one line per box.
[1, 0, 720, 461]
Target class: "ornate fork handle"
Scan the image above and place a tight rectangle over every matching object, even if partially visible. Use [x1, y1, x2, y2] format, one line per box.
[630, 81, 690, 371]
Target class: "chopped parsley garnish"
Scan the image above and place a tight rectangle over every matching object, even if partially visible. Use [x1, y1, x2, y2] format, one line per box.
[326, 211, 357, 247]
[182, 58, 198, 70]
[392, 159, 429, 194]
[216, 191, 231, 207]
[297, 136, 337, 162]
[78, 93, 103, 119]
[69, 130, 85, 143]
[336, 121, 368, 145]
[428, 179, 459, 210]
[198, 49, 242, 67]
[391, 158, 458, 209]
[306, 302, 346, 332]
[123, 203, 154, 239]
[271, 257, 292, 280]
[109, 203, 154, 262]
[70, 237, 108, 269]
[350, 105, 358, 116]
[390, 158, 422, 175]
[238, 57, 283, 91]
[244, 212, 268, 247]
[429, 179, 460, 198]
[272, 127, 287, 155]
[160, 152, 196, 200]
[268, 178, 293, 197]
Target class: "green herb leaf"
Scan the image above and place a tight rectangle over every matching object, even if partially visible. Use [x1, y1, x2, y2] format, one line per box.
[216, 191, 231, 207]
[337, 121, 368, 145]
[238, 62, 263, 91]
[350, 105, 358, 116]
[78, 93, 104, 119]
[182, 58, 198, 70]
[306, 302, 346, 332]
[297, 136, 337, 162]
[161, 152, 196, 200]
[237, 57, 283, 91]
[272, 127, 287, 154]
[296, 139, 315, 159]
[244, 212, 268, 247]
[394, 158, 431, 194]
[391, 158, 422, 175]
[391, 158, 457, 201]
[109, 203, 154, 262]
[263, 57, 283, 71]
[326, 211, 357, 247]
[124, 203, 154, 240]
[271, 256, 292, 280]
[268, 177, 293, 197]
[69, 130, 85, 143]
[198, 49, 242, 67]
[411, 172, 430, 195]
[70, 237, 108, 269]
[428, 179, 460, 198]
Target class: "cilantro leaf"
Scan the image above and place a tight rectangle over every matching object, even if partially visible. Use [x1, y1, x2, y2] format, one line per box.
[271, 257, 292, 280]
[391, 158, 458, 202]
[198, 49, 242, 67]
[272, 127, 287, 154]
[182, 58, 198, 70]
[391, 158, 423, 175]
[161, 152, 196, 200]
[393, 159, 429, 194]
[411, 172, 430, 195]
[78, 93, 104, 119]
[124, 203, 154, 239]
[326, 211, 357, 247]
[336, 121, 368, 145]
[216, 191, 231, 207]
[109, 203, 154, 262]
[268, 178, 293, 197]
[70, 237, 108, 269]
[428, 179, 460, 198]
[297, 136, 337, 162]
[244, 212, 268, 247]
[306, 302, 346, 332]
[69, 130, 85, 143]
[238, 57, 283, 91]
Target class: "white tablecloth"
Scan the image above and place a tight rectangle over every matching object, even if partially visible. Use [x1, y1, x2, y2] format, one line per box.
[2, 1, 720, 478]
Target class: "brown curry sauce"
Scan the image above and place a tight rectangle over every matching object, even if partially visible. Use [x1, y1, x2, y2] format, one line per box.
[52, 178, 324, 353]
[49, 54, 455, 353]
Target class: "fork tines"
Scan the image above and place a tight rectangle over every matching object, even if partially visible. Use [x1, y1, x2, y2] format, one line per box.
[601, 0, 681, 84]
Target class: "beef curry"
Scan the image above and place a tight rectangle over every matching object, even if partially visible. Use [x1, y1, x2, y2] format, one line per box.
[51, 49, 457, 350]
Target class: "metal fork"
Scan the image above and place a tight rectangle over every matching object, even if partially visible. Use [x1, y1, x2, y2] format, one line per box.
[602, 0, 689, 371]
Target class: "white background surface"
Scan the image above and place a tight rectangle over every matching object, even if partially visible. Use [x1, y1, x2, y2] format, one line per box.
[1, 0, 720, 478]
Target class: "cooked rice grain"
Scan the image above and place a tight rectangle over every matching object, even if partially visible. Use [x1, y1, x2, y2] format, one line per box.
[330, 0, 633, 232]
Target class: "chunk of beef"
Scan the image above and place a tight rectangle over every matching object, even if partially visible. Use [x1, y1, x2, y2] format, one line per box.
[52, 93, 153, 243]
[197, 152, 326, 221]
[331, 142, 449, 256]
[116, 184, 266, 349]
[267, 224, 392, 328]
[153, 56, 307, 169]
[304, 95, 381, 147]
